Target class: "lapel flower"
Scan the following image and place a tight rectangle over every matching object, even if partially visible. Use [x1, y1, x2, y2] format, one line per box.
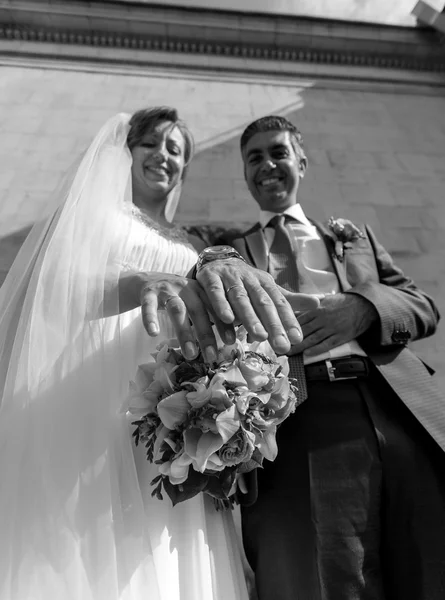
[327, 217, 365, 262]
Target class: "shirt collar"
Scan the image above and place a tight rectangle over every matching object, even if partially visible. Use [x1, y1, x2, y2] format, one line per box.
[259, 203, 312, 229]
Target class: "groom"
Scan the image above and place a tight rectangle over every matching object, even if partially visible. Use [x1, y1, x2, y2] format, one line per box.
[196, 116, 445, 599]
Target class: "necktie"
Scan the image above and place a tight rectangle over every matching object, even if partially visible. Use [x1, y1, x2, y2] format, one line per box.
[268, 215, 308, 402]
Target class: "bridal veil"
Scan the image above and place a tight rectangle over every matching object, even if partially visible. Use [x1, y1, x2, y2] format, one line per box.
[0, 113, 249, 600]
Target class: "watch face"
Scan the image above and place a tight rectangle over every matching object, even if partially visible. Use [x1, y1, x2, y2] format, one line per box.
[204, 245, 233, 256]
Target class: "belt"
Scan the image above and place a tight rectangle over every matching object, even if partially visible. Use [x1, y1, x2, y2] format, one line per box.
[304, 356, 370, 382]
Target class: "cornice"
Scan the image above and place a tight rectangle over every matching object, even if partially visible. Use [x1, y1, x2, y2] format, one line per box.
[0, 0, 444, 74]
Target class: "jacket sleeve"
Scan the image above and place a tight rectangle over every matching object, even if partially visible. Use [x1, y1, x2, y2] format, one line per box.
[346, 225, 440, 346]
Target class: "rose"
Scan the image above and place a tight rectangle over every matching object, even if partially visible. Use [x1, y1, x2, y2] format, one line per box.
[237, 354, 273, 391]
[246, 377, 296, 432]
[328, 217, 365, 262]
[183, 405, 240, 472]
[218, 428, 255, 467]
[328, 217, 364, 242]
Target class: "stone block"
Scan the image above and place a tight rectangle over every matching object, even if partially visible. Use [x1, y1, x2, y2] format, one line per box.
[396, 152, 439, 176]
[327, 149, 380, 170]
[387, 182, 425, 206]
[379, 228, 423, 257]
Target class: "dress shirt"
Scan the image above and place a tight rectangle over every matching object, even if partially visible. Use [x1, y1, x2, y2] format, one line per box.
[260, 204, 366, 365]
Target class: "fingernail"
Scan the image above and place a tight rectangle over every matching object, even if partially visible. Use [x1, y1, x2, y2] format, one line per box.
[147, 323, 159, 336]
[252, 323, 267, 337]
[205, 346, 218, 363]
[272, 334, 289, 348]
[225, 330, 236, 344]
[222, 310, 234, 323]
[288, 327, 303, 342]
[184, 341, 198, 360]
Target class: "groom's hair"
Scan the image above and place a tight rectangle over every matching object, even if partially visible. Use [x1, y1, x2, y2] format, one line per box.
[127, 106, 194, 179]
[240, 115, 306, 162]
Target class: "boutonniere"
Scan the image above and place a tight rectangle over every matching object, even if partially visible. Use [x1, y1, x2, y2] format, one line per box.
[327, 217, 365, 262]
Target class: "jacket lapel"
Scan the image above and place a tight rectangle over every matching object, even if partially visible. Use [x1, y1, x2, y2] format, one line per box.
[310, 218, 352, 292]
[244, 223, 268, 272]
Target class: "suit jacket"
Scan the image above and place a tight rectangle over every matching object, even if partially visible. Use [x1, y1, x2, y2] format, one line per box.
[216, 219, 445, 497]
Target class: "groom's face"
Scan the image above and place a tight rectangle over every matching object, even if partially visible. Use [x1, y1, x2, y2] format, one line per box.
[242, 130, 307, 212]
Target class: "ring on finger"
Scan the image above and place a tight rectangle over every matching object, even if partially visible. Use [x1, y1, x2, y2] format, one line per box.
[225, 284, 245, 295]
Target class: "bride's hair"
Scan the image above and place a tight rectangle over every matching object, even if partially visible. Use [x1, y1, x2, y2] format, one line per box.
[127, 106, 195, 179]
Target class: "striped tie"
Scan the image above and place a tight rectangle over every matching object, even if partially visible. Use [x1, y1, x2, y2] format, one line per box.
[268, 214, 308, 403]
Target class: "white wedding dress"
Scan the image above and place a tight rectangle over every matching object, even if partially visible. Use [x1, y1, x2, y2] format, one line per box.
[0, 114, 250, 600]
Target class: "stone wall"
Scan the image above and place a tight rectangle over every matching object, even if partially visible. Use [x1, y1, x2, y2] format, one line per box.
[1, 63, 444, 387]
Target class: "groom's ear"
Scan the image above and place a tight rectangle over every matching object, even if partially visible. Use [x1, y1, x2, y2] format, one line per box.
[299, 156, 308, 178]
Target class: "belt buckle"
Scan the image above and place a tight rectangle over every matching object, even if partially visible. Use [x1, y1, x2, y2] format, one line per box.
[325, 359, 357, 382]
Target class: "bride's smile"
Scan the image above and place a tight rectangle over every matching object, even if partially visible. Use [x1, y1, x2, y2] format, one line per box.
[131, 121, 185, 201]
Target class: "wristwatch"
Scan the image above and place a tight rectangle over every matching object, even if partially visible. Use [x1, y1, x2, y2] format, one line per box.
[196, 246, 246, 273]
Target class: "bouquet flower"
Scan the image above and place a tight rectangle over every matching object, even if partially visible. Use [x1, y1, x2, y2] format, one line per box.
[127, 329, 301, 508]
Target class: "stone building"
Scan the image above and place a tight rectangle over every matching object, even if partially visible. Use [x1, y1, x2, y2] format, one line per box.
[1, 0, 445, 387]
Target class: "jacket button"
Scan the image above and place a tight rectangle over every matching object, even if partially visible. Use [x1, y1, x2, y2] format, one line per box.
[391, 328, 411, 344]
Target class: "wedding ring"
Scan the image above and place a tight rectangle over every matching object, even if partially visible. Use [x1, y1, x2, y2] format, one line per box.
[225, 284, 244, 295]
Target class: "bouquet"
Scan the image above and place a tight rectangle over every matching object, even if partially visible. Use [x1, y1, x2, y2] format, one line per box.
[127, 328, 302, 508]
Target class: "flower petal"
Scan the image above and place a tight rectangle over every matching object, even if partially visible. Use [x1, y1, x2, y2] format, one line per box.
[257, 427, 278, 461]
[153, 425, 170, 460]
[184, 428, 225, 472]
[159, 452, 192, 485]
[216, 404, 241, 443]
[135, 363, 157, 389]
[157, 390, 189, 429]
[219, 364, 247, 387]
[186, 382, 212, 408]
[155, 362, 176, 393]
[275, 355, 289, 377]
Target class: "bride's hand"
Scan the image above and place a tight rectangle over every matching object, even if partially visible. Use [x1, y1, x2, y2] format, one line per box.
[138, 272, 234, 363]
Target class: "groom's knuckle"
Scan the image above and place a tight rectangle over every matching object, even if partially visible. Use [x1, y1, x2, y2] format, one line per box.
[273, 295, 288, 308]
[232, 288, 249, 301]
[256, 294, 273, 308]
[167, 298, 184, 315]
[268, 323, 285, 336]
[261, 272, 275, 286]
[207, 283, 222, 295]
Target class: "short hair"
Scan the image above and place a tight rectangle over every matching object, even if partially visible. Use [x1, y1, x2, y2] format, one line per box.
[127, 106, 194, 178]
[240, 115, 306, 160]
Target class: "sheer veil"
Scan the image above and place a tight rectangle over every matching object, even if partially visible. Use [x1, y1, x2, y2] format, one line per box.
[0, 113, 163, 599]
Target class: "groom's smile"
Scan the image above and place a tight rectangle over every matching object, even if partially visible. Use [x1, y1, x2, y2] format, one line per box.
[242, 129, 307, 212]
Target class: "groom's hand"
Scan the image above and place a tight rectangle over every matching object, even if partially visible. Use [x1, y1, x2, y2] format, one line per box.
[196, 258, 319, 354]
[290, 292, 379, 357]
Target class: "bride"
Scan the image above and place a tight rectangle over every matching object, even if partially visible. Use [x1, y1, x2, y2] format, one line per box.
[0, 108, 251, 600]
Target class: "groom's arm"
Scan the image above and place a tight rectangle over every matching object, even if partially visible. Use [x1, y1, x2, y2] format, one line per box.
[278, 224, 439, 358]
[346, 225, 440, 346]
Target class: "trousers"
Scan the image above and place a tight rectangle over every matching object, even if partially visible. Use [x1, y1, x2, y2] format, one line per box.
[241, 365, 445, 600]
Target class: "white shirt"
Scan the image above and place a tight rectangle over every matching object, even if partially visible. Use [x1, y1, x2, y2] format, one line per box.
[260, 204, 366, 365]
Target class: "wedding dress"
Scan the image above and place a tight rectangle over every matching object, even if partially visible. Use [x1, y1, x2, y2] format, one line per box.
[0, 114, 249, 600]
